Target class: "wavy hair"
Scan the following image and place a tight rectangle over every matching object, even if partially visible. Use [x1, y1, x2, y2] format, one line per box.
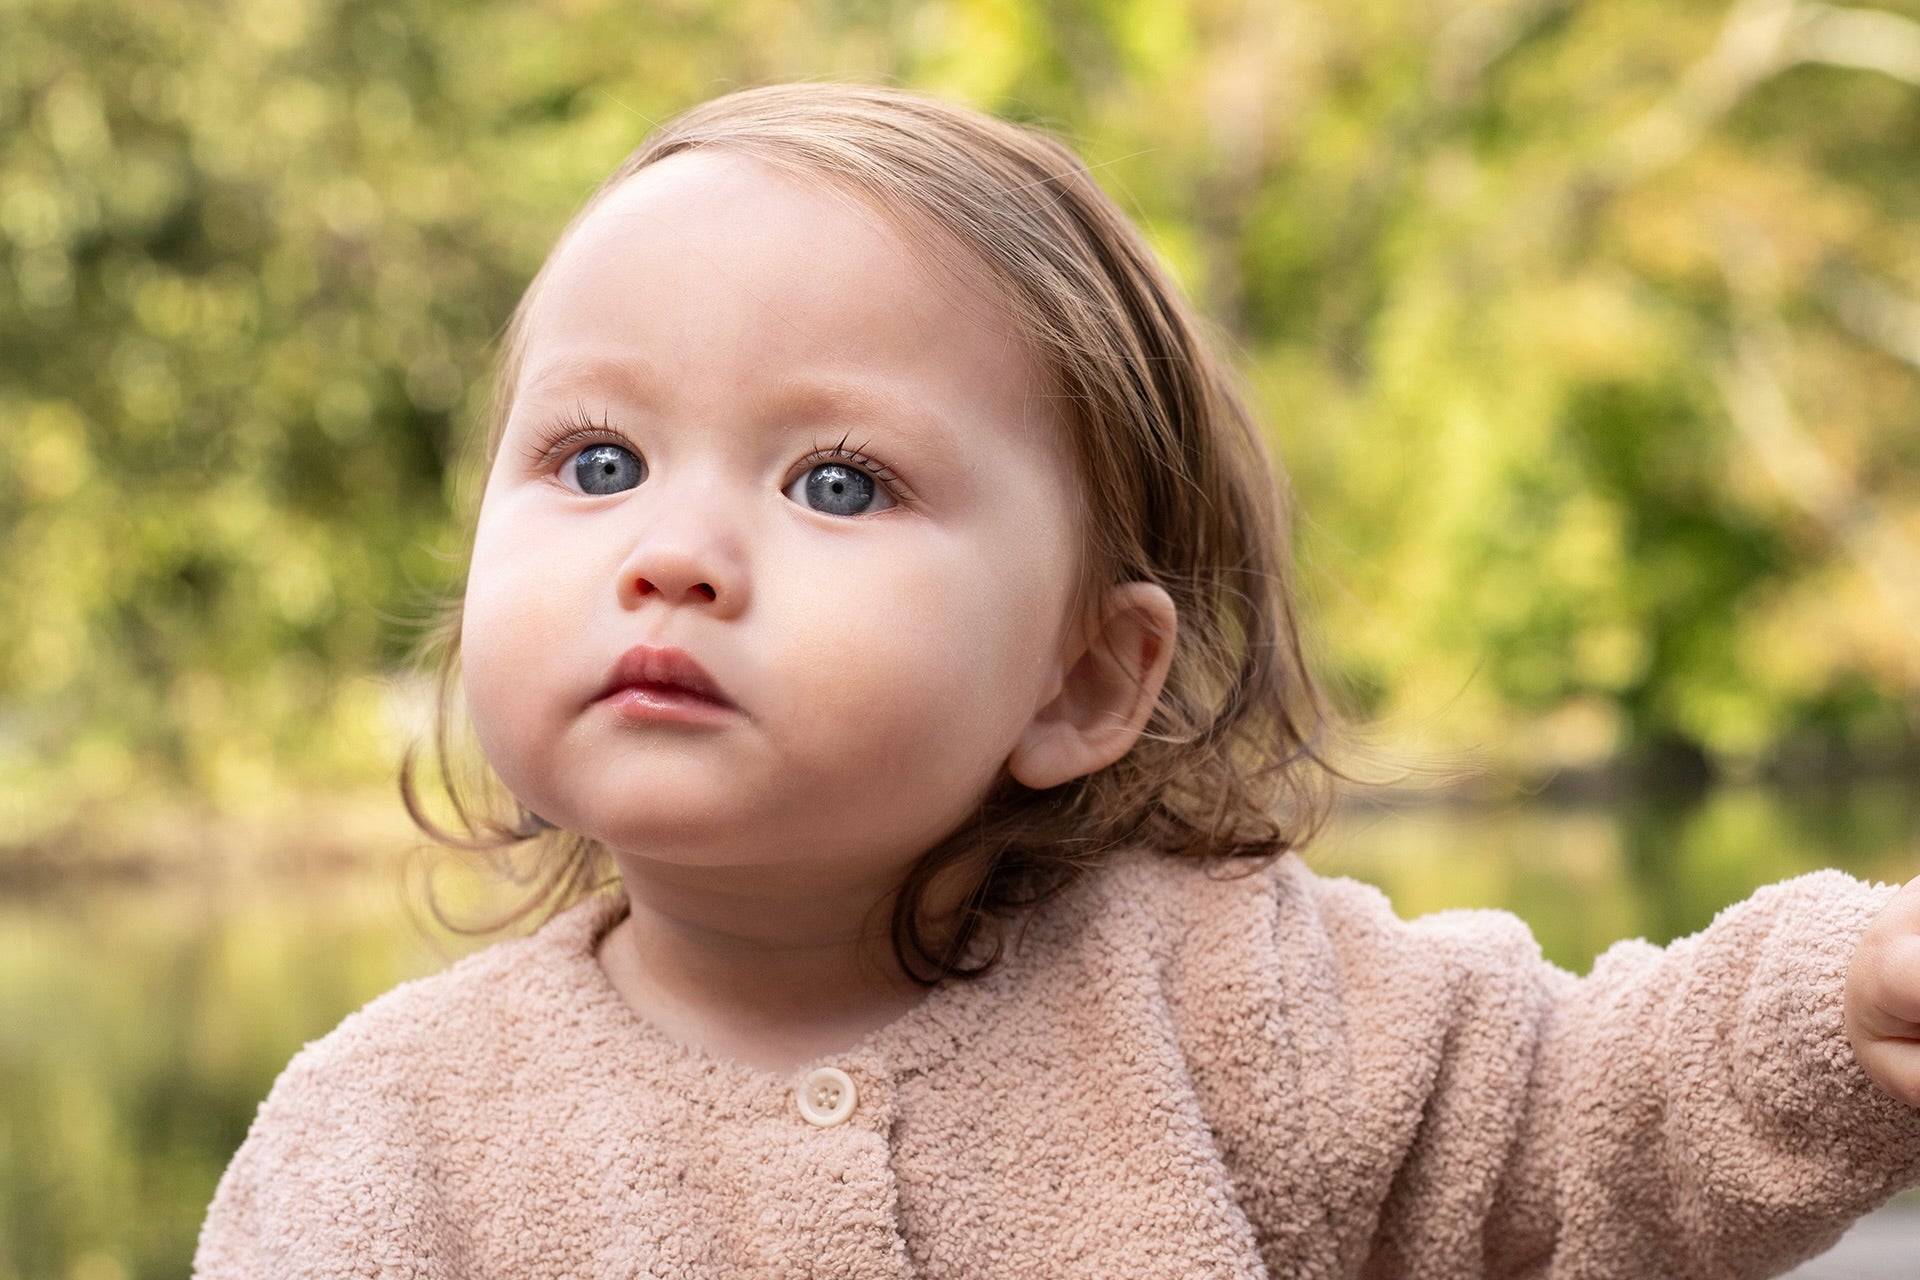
[401, 80, 1386, 981]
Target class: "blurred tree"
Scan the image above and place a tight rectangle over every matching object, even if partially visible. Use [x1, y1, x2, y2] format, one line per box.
[2, 0, 1916, 846]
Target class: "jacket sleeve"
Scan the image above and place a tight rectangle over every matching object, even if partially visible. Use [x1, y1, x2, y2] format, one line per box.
[1302, 866, 1920, 1279]
[191, 1035, 459, 1280]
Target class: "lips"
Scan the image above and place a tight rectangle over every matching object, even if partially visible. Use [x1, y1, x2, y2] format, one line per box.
[595, 645, 735, 709]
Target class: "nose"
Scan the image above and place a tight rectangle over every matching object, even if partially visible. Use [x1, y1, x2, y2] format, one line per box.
[611, 482, 749, 617]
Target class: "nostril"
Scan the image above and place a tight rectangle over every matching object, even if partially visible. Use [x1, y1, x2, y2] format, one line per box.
[632, 578, 718, 602]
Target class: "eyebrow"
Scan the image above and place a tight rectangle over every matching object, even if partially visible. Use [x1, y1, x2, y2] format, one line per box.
[519, 355, 664, 407]
[516, 356, 965, 464]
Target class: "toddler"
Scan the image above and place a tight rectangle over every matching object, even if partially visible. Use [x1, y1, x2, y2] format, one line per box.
[193, 81, 1920, 1278]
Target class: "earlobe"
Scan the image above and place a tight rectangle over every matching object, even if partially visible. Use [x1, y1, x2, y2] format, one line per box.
[1007, 581, 1178, 791]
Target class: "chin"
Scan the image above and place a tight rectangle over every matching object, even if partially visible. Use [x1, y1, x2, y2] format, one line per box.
[577, 817, 762, 864]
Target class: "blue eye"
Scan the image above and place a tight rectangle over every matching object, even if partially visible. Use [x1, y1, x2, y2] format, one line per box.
[573, 443, 644, 495]
[792, 462, 886, 516]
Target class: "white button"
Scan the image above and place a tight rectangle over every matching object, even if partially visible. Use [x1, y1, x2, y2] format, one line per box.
[796, 1066, 857, 1127]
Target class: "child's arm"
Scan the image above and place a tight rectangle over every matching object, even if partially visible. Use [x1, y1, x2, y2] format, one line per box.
[1292, 863, 1920, 1278]
[1483, 869, 1920, 1276]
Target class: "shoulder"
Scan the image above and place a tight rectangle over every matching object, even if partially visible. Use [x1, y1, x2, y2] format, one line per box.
[1086, 845, 1545, 975]
[194, 893, 629, 1274]
[1061, 850, 1564, 1161]
[1063, 847, 1560, 1076]
[253, 890, 627, 1123]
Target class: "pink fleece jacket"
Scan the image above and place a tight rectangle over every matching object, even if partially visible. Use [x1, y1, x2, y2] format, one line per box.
[192, 849, 1920, 1277]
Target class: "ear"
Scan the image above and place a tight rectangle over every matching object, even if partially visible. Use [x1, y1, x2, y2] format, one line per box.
[1008, 581, 1178, 791]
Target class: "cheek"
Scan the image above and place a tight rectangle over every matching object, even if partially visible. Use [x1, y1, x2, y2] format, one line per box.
[457, 512, 588, 788]
[464, 502, 596, 660]
[462, 535, 531, 706]
[457, 585, 536, 796]
[776, 545, 1061, 776]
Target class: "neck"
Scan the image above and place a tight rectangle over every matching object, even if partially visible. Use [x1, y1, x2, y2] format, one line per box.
[595, 855, 961, 1073]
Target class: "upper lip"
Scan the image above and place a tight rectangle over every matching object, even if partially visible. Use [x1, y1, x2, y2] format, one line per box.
[595, 645, 735, 708]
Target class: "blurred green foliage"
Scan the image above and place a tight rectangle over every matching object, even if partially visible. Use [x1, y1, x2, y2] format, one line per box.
[2, 0, 1918, 838]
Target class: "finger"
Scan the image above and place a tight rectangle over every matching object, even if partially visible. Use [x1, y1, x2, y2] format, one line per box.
[1857, 933, 1920, 1033]
[1856, 1036, 1920, 1109]
[1877, 874, 1920, 934]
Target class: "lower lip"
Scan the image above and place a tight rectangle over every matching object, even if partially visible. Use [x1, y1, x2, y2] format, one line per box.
[599, 685, 739, 726]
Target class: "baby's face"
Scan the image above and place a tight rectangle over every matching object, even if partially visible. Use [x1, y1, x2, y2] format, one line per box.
[461, 150, 1084, 887]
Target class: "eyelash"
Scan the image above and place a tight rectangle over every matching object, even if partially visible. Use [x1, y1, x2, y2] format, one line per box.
[520, 404, 914, 505]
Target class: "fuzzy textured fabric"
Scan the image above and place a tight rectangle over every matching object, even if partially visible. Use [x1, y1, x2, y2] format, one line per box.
[193, 850, 1920, 1278]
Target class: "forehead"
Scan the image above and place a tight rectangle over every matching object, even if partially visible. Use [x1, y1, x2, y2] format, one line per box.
[533, 152, 1000, 358]
[514, 150, 1075, 465]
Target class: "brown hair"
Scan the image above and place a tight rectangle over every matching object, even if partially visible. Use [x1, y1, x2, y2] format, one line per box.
[402, 80, 1375, 981]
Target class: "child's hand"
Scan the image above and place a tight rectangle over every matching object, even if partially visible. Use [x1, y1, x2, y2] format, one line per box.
[1843, 873, 1920, 1108]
